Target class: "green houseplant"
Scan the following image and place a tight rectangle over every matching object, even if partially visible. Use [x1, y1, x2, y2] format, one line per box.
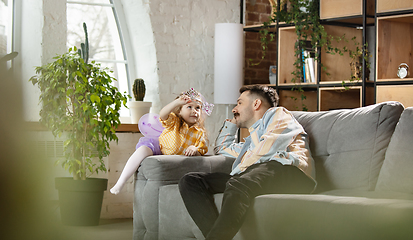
[128, 78, 152, 124]
[29, 23, 128, 225]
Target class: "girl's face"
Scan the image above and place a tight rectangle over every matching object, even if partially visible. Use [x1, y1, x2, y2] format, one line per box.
[179, 101, 202, 126]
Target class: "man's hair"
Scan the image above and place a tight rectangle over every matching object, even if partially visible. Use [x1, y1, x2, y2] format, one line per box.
[239, 85, 279, 108]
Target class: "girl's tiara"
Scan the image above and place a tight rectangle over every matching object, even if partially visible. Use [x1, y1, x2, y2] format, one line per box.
[181, 88, 214, 116]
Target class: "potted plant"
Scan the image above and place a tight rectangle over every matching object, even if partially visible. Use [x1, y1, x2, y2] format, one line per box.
[128, 78, 152, 124]
[29, 23, 128, 226]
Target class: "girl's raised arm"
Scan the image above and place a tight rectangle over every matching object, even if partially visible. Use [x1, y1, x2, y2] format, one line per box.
[159, 95, 190, 120]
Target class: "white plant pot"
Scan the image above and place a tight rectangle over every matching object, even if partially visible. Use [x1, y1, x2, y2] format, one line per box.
[128, 101, 152, 124]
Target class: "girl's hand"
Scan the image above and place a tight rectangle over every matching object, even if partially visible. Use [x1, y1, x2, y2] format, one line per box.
[160, 95, 192, 121]
[185, 145, 200, 156]
[177, 95, 192, 105]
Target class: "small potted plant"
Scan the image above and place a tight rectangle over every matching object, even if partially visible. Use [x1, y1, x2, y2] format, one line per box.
[29, 23, 128, 226]
[128, 78, 152, 124]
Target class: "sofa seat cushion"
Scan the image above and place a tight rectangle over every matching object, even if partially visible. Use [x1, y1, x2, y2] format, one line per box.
[245, 192, 413, 240]
[376, 107, 413, 194]
[292, 102, 404, 192]
[158, 184, 203, 240]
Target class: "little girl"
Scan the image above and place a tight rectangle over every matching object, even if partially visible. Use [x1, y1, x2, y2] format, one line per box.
[110, 88, 214, 195]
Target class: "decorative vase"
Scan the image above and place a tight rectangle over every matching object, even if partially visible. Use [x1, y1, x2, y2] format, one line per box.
[350, 61, 362, 80]
[350, 61, 370, 80]
[55, 177, 108, 226]
[128, 101, 152, 124]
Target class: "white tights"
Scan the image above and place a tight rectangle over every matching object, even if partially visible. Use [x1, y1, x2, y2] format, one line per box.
[110, 146, 153, 195]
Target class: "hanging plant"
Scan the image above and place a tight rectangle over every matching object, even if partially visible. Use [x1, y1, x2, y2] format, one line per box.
[251, 0, 369, 110]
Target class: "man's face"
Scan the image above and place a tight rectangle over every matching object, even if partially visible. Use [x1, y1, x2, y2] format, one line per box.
[232, 91, 254, 128]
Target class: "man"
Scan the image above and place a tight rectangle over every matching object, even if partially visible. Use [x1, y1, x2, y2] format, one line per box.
[179, 85, 316, 240]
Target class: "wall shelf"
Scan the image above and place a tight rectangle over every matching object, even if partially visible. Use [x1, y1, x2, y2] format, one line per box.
[242, 0, 413, 110]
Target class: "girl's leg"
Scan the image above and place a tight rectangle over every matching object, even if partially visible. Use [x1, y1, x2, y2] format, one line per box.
[110, 146, 153, 195]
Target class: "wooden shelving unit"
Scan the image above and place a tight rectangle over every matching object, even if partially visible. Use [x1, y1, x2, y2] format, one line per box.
[319, 87, 362, 111]
[320, 0, 375, 19]
[278, 88, 318, 112]
[375, 2, 413, 108]
[242, 0, 413, 111]
[376, 14, 413, 82]
[377, 0, 413, 14]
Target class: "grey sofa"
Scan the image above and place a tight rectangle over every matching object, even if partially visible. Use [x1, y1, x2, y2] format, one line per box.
[133, 101, 413, 240]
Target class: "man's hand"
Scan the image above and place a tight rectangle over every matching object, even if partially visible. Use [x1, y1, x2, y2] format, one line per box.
[185, 145, 200, 156]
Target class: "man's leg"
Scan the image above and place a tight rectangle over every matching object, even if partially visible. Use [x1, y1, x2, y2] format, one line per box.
[206, 161, 315, 240]
[179, 172, 231, 237]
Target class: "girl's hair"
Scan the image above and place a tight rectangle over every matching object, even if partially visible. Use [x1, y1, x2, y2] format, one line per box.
[173, 88, 213, 143]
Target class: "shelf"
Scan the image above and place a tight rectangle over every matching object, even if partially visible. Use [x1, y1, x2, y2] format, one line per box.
[320, 25, 364, 84]
[377, 0, 413, 14]
[242, 0, 413, 112]
[319, 79, 363, 86]
[24, 122, 140, 133]
[278, 89, 318, 112]
[377, 85, 413, 107]
[376, 14, 413, 81]
[376, 78, 413, 82]
[320, 16, 375, 27]
[243, 23, 277, 32]
[320, 0, 375, 20]
[277, 26, 318, 85]
[319, 86, 362, 111]
[277, 24, 366, 86]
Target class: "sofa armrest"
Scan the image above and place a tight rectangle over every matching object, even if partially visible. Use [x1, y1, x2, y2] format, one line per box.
[137, 154, 234, 182]
[133, 154, 234, 240]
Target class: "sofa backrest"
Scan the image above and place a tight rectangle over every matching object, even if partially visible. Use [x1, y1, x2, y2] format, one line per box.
[376, 107, 413, 193]
[292, 102, 404, 193]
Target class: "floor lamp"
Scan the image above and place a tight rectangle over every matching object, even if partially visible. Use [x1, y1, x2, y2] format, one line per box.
[214, 23, 244, 119]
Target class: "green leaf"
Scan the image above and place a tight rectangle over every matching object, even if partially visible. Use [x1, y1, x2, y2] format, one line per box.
[90, 94, 100, 103]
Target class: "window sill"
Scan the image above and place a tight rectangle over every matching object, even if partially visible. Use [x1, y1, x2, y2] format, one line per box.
[25, 122, 140, 133]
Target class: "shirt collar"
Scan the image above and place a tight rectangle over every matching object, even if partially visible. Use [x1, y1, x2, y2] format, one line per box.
[248, 107, 276, 132]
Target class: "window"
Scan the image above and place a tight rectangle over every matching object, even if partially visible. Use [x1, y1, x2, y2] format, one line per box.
[0, 0, 14, 68]
[66, 0, 131, 117]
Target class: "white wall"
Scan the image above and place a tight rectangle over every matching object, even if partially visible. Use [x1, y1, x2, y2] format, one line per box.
[20, 0, 241, 219]
[18, 0, 67, 121]
[120, 0, 240, 147]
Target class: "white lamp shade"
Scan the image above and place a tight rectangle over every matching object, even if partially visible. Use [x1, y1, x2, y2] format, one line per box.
[214, 23, 244, 104]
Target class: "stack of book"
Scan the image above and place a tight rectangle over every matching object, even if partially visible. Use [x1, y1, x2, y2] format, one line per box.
[301, 41, 316, 83]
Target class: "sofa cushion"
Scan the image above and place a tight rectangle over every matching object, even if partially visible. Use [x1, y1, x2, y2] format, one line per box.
[158, 184, 203, 240]
[134, 155, 233, 240]
[242, 192, 413, 240]
[292, 102, 404, 192]
[376, 107, 413, 193]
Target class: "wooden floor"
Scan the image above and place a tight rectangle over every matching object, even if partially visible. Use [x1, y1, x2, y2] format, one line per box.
[58, 218, 133, 240]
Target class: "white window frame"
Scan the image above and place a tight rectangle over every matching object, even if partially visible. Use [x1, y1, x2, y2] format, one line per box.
[66, 0, 135, 98]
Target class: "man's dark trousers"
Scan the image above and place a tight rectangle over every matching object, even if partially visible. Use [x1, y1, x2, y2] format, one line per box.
[179, 161, 315, 240]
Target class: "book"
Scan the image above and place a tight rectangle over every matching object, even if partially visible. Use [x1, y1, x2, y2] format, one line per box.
[301, 41, 316, 83]
[303, 50, 315, 83]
